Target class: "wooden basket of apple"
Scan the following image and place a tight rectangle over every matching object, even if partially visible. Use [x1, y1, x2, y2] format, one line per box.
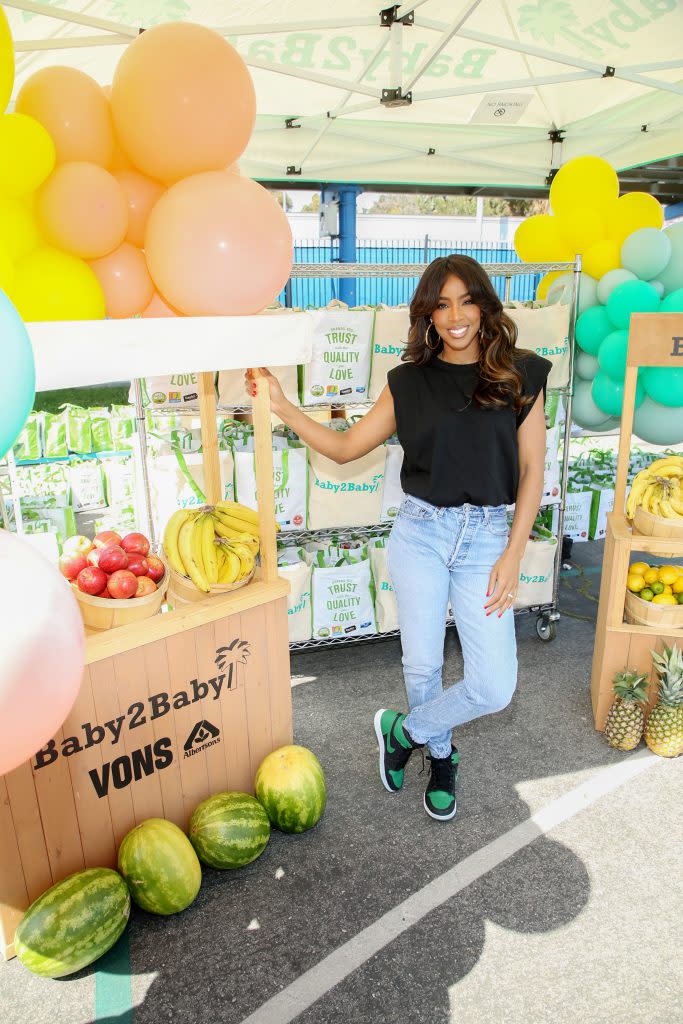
[59, 529, 169, 632]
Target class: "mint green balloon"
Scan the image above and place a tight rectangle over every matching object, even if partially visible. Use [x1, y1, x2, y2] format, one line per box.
[606, 280, 660, 329]
[650, 280, 665, 298]
[597, 329, 628, 381]
[575, 350, 600, 381]
[597, 268, 636, 305]
[658, 221, 683, 295]
[634, 396, 683, 445]
[575, 305, 612, 354]
[641, 366, 683, 407]
[620, 227, 671, 281]
[592, 371, 644, 417]
[660, 288, 683, 313]
[571, 379, 614, 430]
[0, 290, 35, 461]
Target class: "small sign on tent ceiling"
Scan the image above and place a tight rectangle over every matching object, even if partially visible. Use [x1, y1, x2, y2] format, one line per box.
[469, 94, 532, 125]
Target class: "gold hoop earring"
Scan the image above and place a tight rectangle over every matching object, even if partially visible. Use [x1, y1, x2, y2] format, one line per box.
[425, 321, 440, 351]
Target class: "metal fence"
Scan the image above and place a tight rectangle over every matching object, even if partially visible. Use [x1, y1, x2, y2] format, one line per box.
[281, 238, 541, 308]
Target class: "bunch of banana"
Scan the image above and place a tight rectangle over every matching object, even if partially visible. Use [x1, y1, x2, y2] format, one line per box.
[163, 499, 263, 592]
[626, 456, 683, 520]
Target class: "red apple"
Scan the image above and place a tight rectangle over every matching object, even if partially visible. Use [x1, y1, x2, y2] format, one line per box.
[100, 586, 113, 599]
[87, 547, 101, 567]
[93, 530, 122, 550]
[98, 544, 129, 573]
[108, 569, 138, 599]
[76, 566, 108, 596]
[121, 532, 150, 557]
[62, 534, 94, 558]
[135, 576, 157, 597]
[146, 555, 165, 583]
[126, 554, 149, 577]
[59, 552, 89, 581]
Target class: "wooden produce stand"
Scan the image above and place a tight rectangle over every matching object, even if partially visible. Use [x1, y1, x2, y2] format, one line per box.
[591, 313, 683, 729]
[0, 314, 312, 959]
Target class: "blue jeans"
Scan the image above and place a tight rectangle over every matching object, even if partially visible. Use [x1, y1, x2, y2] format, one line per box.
[386, 496, 518, 759]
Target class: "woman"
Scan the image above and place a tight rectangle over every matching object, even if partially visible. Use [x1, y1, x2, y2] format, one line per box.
[246, 254, 549, 823]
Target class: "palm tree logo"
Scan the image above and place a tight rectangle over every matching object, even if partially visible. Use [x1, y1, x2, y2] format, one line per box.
[215, 640, 252, 671]
[518, 0, 576, 45]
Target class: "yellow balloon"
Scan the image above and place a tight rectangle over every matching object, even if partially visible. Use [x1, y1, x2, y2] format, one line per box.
[0, 195, 40, 261]
[582, 238, 621, 280]
[0, 9, 14, 115]
[0, 243, 13, 294]
[12, 246, 105, 321]
[606, 192, 664, 245]
[550, 156, 619, 218]
[0, 113, 56, 196]
[514, 214, 573, 263]
[536, 271, 563, 300]
[556, 204, 608, 255]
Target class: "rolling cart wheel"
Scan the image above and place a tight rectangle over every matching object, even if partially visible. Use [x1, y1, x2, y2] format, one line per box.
[536, 614, 557, 642]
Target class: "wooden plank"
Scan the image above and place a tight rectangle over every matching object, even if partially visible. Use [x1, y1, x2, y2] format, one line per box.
[192, 621, 230, 797]
[626, 312, 683, 367]
[89, 659, 136, 849]
[143, 638, 186, 830]
[198, 371, 222, 504]
[3, 762, 52, 904]
[214, 612, 253, 794]
[85, 578, 289, 665]
[165, 632, 211, 827]
[31, 724, 85, 883]
[614, 367, 637, 517]
[240, 604, 274, 782]
[265, 597, 294, 749]
[0, 775, 29, 960]
[251, 368, 278, 584]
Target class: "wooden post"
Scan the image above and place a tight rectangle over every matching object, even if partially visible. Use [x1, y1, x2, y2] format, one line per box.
[198, 371, 221, 505]
[251, 369, 278, 583]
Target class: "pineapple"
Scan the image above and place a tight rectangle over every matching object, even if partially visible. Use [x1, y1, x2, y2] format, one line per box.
[646, 645, 683, 758]
[603, 670, 649, 750]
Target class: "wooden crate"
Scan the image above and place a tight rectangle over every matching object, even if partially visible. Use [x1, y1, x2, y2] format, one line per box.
[590, 313, 683, 729]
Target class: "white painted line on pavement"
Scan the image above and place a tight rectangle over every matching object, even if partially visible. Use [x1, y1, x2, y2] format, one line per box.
[239, 749, 660, 1024]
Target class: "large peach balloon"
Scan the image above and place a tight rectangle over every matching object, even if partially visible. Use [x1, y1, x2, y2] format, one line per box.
[89, 242, 154, 318]
[142, 291, 180, 317]
[16, 67, 113, 166]
[0, 532, 84, 776]
[111, 23, 256, 183]
[113, 169, 165, 248]
[145, 172, 293, 315]
[37, 162, 128, 259]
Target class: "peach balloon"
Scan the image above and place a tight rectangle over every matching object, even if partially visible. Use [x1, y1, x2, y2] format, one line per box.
[142, 291, 180, 317]
[37, 162, 128, 259]
[114, 169, 165, 248]
[16, 66, 113, 167]
[0, 532, 84, 776]
[102, 85, 133, 171]
[89, 242, 154, 318]
[111, 23, 256, 183]
[145, 171, 293, 315]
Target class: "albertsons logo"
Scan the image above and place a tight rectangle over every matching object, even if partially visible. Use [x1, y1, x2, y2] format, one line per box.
[184, 720, 221, 759]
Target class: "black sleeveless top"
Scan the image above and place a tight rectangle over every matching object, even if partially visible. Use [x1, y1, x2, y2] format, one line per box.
[387, 350, 551, 508]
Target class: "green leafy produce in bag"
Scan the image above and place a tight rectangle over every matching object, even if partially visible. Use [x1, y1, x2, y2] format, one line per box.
[64, 405, 93, 454]
[12, 413, 42, 461]
[90, 408, 114, 452]
[110, 405, 136, 452]
[42, 411, 69, 458]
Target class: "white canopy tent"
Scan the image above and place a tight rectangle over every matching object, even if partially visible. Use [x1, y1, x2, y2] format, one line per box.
[4, 0, 683, 193]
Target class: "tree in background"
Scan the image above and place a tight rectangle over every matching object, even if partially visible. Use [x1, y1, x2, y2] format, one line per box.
[269, 190, 294, 210]
[363, 194, 548, 216]
[301, 194, 321, 212]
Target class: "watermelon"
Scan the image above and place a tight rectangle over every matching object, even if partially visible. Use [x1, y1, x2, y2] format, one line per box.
[189, 792, 270, 869]
[15, 868, 130, 978]
[118, 817, 202, 915]
[255, 745, 326, 834]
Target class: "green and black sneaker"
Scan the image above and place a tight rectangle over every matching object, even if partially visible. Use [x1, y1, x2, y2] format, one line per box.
[373, 709, 422, 793]
[424, 746, 460, 821]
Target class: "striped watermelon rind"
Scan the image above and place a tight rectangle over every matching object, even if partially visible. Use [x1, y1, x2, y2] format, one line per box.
[189, 792, 270, 869]
[15, 868, 130, 978]
[118, 818, 202, 916]
[255, 745, 326, 834]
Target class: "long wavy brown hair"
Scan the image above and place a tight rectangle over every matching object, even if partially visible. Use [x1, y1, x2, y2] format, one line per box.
[404, 254, 532, 414]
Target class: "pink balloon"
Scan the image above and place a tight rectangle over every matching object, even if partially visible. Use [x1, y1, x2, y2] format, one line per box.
[89, 242, 154, 318]
[142, 290, 180, 317]
[0, 532, 84, 776]
[16, 66, 113, 167]
[111, 22, 255, 183]
[36, 162, 128, 259]
[145, 172, 293, 315]
[113, 169, 165, 248]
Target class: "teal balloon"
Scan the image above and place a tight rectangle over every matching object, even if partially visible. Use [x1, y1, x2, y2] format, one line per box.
[575, 305, 612, 354]
[596, 268, 636, 305]
[0, 289, 35, 461]
[571, 378, 614, 430]
[634, 396, 683, 445]
[605, 280, 660, 328]
[591, 371, 644, 417]
[641, 366, 683, 407]
[650, 280, 665, 298]
[658, 221, 683, 295]
[597, 329, 629, 381]
[575, 350, 600, 381]
[620, 227, 671, 280]
[661, 288, 683, 313]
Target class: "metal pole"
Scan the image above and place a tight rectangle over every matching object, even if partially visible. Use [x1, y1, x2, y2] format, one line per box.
[337, 184, 363, 306]
[132, 378, 156, 548]
[423, 233, 429, 262]
[504, 274, 512, 303]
